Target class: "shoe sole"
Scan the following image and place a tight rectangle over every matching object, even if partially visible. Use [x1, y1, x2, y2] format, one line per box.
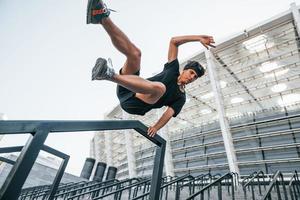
[92, 58, 108, 80]
[87, 0, 110, 24]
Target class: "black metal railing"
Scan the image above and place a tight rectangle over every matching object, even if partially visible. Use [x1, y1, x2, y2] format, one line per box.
[91, 178, 152, 200]
[231, 172, 239, 189]
[0, 144, 70, 200]
[186, 172, 235, 200]
[262, 170, 289, 200]
[288, 170, 300, 200]
[65, 178, 138, 199]
[52, 181, 99, 199]
[0, 120, 166, 200]
[242, 170, 267, 200]
[179, 173, 212, 195]
[131, 174, 194, 200]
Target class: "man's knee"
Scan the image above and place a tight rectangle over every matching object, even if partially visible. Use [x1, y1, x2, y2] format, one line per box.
[153, 82, 166, 97]
[129, 47, 142, 61]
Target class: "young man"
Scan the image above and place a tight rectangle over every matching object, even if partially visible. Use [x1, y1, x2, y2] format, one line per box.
[87, 0, 215, 137]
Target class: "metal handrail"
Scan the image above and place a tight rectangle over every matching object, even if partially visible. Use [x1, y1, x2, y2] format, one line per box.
[0, 144, 71, 200]
[0, 120, 166, 200]
[179, 173, 212, 188]
[23, 181, 97, 199]
[288, 170, 300, 200]
[19, 184, 52, 198]
[165, 174, 194, 200]
[66, 178, 136, 199]
[51, 181, 91, 198]
[91, 178, 152, 200]
[186, 173, 235, 200]
[177, 173, 212, 200]
[231, 172, 239, 188]
[243, 171, 265, 187]
[55, 179, 118, 198]
[261, 170, 289, 200]
[131, 174, 194, 200]
[243, 171, 267, 200]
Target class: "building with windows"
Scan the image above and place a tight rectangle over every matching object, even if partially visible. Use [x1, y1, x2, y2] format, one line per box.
[90, 4, 300, 179]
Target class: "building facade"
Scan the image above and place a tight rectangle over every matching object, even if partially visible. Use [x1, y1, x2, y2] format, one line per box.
[90, 4, 300, 179]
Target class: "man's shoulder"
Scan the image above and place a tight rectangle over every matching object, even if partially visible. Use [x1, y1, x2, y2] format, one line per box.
[162, 59, 180, 76]
[164, 59, 179, 69]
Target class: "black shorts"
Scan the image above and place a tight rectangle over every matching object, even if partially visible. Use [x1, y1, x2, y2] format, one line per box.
[116, 70, 152, 116]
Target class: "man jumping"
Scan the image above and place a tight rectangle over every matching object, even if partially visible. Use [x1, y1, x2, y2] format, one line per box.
[87, 0, 215, 137]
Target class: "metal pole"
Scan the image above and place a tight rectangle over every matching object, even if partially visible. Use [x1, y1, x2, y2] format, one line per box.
[0, 127, 49, 200]
[47, 156, 70, 200]
[205, 50, 240, 174]
[218, 181, 222, 200]
[149, 142, 166, 200]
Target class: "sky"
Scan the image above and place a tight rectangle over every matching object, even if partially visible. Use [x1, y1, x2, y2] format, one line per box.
[0, 0, 299, 176]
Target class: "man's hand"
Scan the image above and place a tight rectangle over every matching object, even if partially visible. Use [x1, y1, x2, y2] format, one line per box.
[148, 126, 158, 137]
[199, 35, 216, 49]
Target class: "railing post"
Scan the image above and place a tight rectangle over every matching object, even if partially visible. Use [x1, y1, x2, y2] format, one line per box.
[251, 184, 255, 200]
[175, 182, 180, 200]
[0, 127, 49, 200]
[218, 181, 222, 200]
[281, 173, 288, 200]
[290, 185, 295, 200]
[148, 142, 166, 200]
[231, 176, 235, 200]
[48, 155, 70, 200]
[275, 179, 280, 200]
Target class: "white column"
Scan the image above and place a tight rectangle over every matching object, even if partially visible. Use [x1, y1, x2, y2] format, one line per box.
[122, 111, 137, 178]
[205, 50, 240, 174]
[291, 3, 300, 35]
[89, 137, 96, 158]
[157, 110, 175, 176]
[104, 131, 113, 166]
[89, 136, 97, 179]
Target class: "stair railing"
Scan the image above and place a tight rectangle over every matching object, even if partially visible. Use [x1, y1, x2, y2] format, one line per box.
[177, 173, 212, 198]
[130, 174, 194, 200]
[186, 172, 235, 200]
[178, 173, 214, 200]
[288, 170, 300, 200]
[0, 120, 166, 200]
[64, 179, 129, 200]
[261, 170, 288, 200]
[243, 170, 266, 200]
[89, 178, 152, 200]
[241, 171, 257, 187]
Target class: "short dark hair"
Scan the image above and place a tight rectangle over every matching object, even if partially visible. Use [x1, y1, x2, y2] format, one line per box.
[183, 61, 205, 77]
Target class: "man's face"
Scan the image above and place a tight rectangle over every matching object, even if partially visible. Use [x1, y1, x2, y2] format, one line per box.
[181, 69, 198, 84]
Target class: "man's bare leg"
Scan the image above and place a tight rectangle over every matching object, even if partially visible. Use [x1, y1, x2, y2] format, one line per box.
[111, 74, 165, 104]
[101, 18, 141, 75]
[100, 17, 166, 104]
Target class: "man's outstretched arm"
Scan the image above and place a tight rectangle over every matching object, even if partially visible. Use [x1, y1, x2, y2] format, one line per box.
[168, 35, 215, 62]
[147, 107, 175, 137]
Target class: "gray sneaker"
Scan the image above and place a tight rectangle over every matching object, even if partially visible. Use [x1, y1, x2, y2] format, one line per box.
[92, 57, 115, 81]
